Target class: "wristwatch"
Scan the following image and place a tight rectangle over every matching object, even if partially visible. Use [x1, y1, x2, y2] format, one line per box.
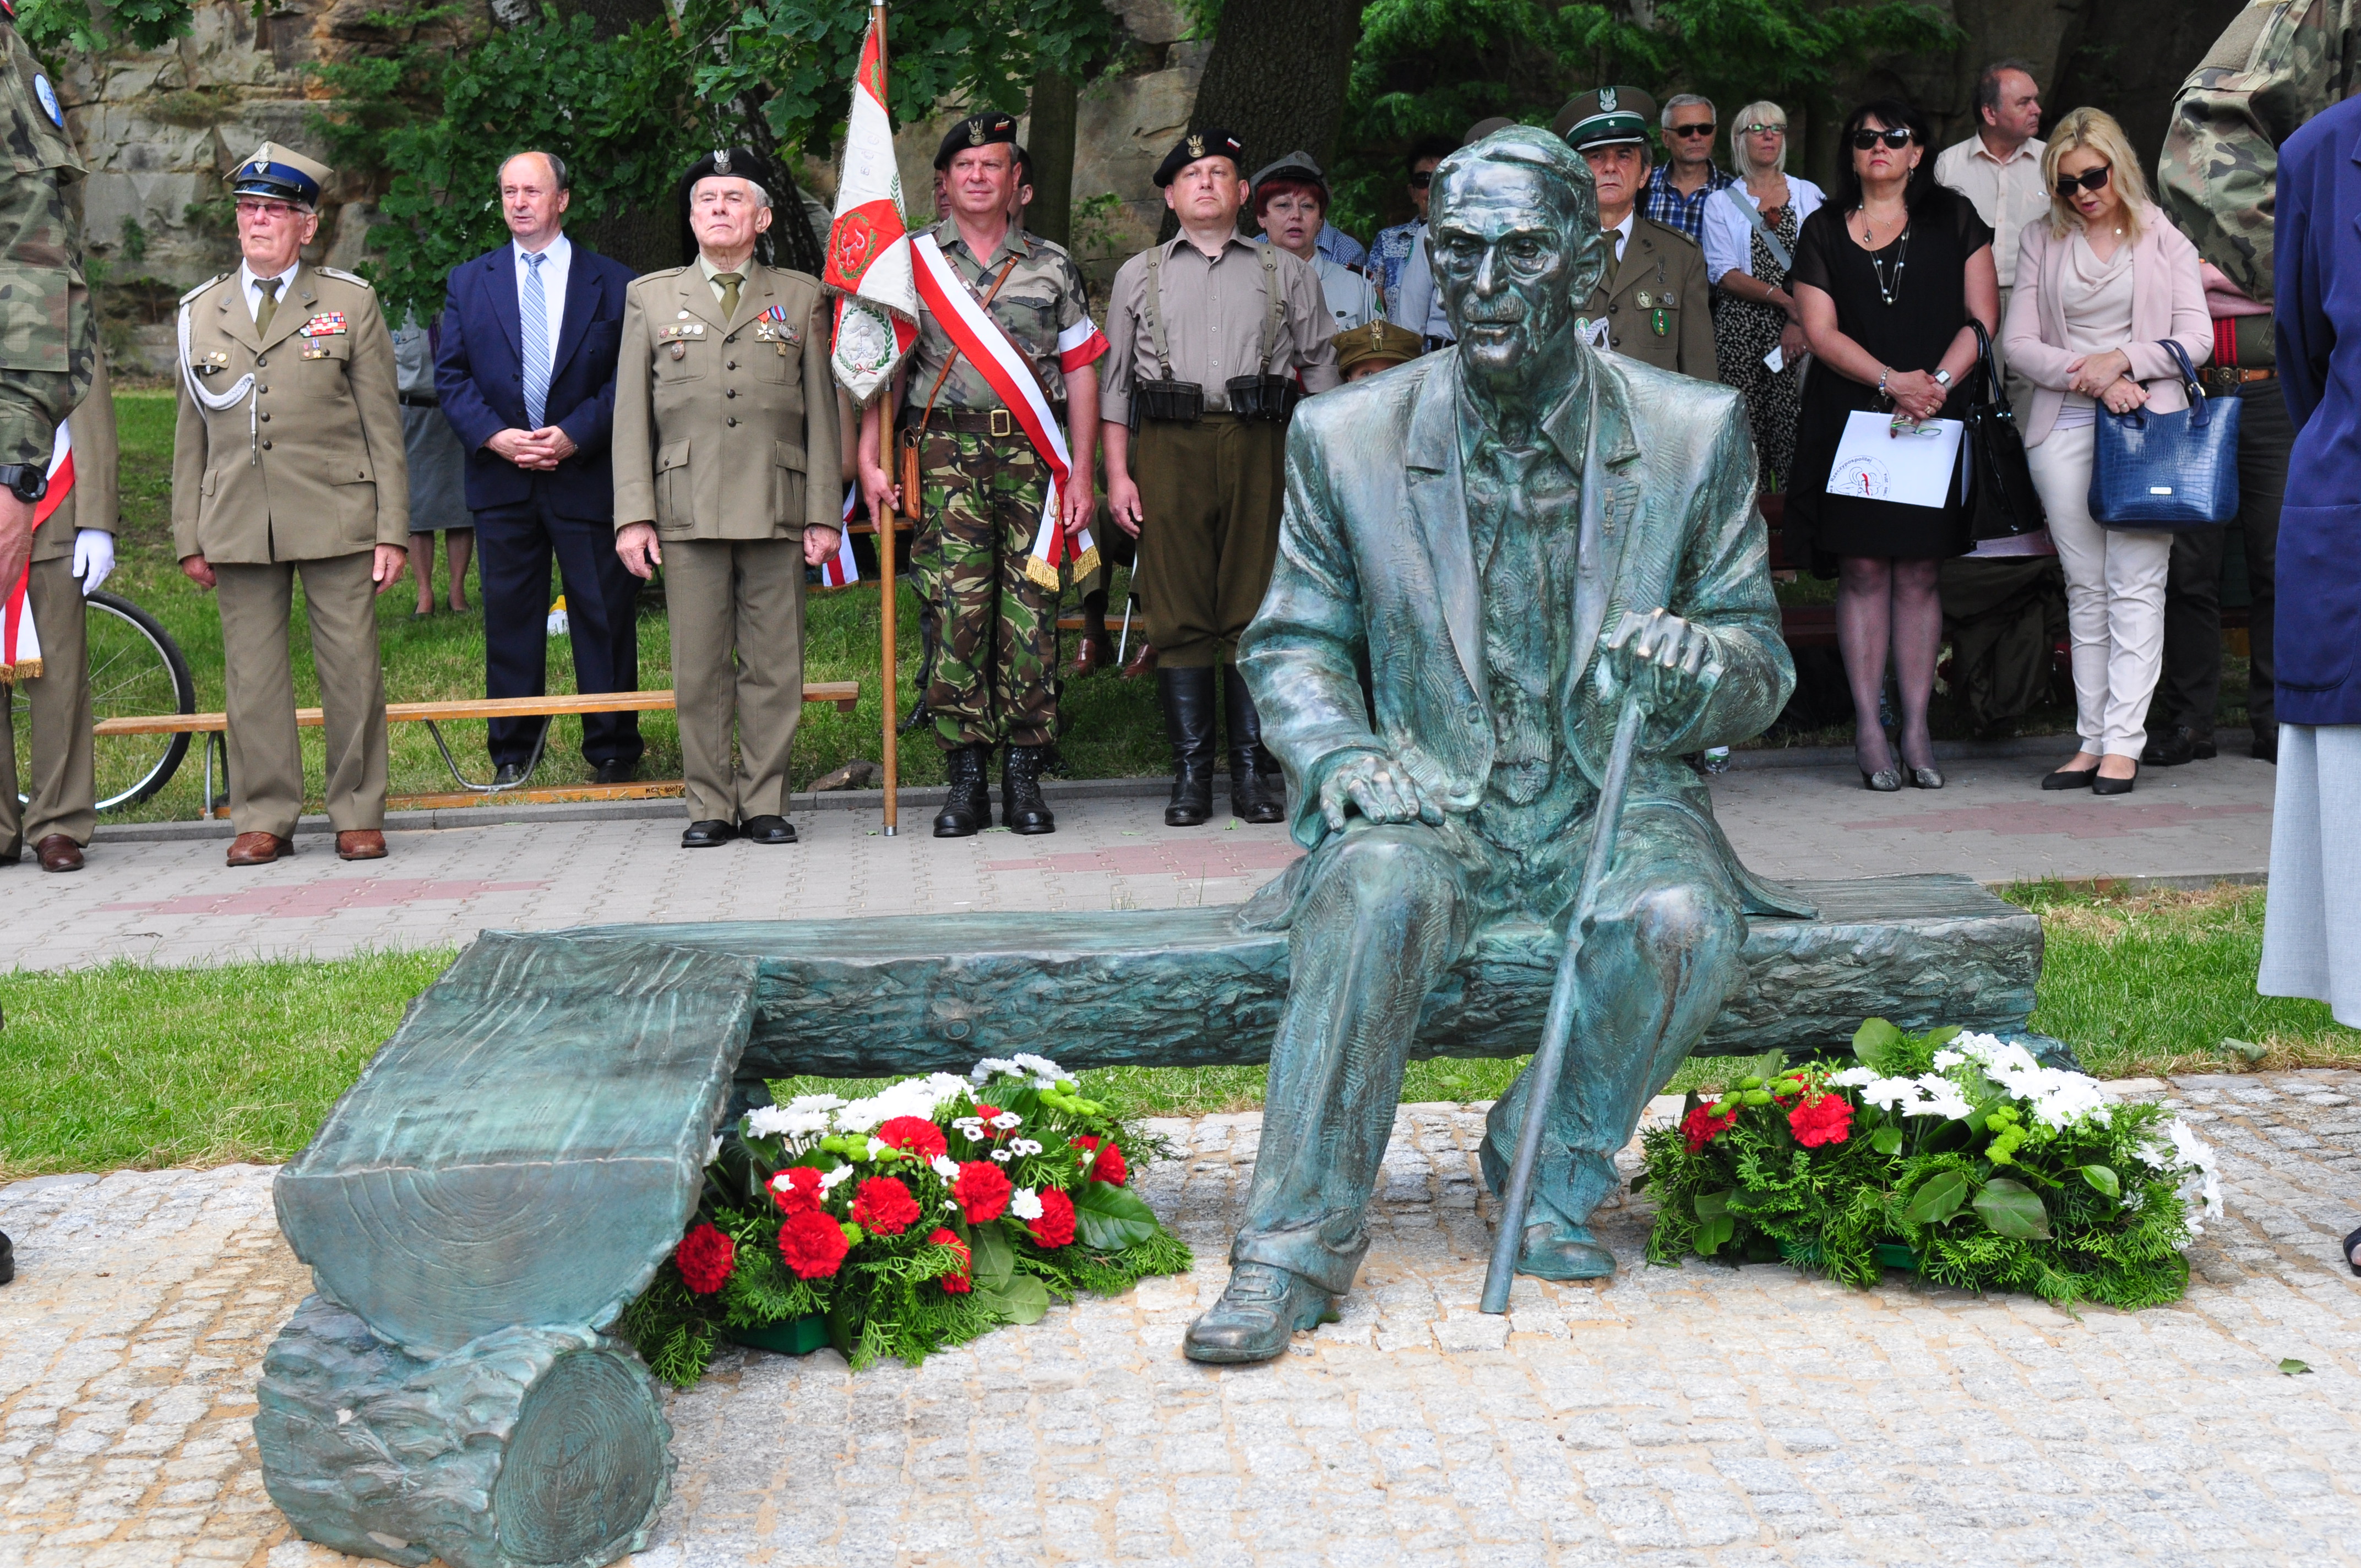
[1932, 368, 1954, 389]
[0, 464, 48, 505]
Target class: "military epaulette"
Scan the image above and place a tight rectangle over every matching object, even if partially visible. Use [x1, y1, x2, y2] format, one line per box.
[640, 265, 691, 282]
[314, 266, 373, 288]
[180, 273, 229, 305]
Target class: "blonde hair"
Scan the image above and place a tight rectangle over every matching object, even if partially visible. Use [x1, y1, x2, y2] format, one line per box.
[2043, 107, 2150, 239]
[1729, 101, 1788, 175]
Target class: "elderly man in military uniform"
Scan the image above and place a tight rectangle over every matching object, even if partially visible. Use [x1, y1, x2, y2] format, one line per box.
[1555, 89, 1718, 382]
[1182, 127, 1803, 1362]
[2, 353, 116, 872]
[613, 150, 840, 850]
[174, 144, 409, 867]
[856, 112, 1104, 839]
[1102, 128, 1341, 830]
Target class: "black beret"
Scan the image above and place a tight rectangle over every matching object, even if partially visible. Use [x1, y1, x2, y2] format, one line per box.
[935, 113, 1020, 171]
[1155, 127, 1247, 187]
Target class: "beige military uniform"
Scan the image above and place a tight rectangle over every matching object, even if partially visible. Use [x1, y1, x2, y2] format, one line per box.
[612, 257, 839, 824]
[2, 352, 115, 858]
[1581, 217, 1718, 382]
[172, 263, 409, 839]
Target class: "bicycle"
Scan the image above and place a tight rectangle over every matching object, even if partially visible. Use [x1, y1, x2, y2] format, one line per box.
[8, 589, 198, 811]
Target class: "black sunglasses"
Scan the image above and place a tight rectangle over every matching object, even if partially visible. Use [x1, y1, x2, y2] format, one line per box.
[1669, 122, 1717, 138]
[1408, 170, 1433, 188]
[1851, 127, 1915, 150]
[2054, 164, 2112, 197]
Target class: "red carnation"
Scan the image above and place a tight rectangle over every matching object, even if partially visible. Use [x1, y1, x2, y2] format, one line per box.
[1027, 1186, 1077, 1248]
[1071, 1135, 1128, 1186]
[850, 1175, 921, 1235]
[876, 1116, 948, 1161]
[973, 1102, 1003, 1125]
[769, 1165, 824, 1216]
[1788, 1092, 1854, 1149]
[927, 1227, 973, 1293]
[1680, 1104, 1740, 1153]
[952, 1159, 1013, 1223]
[777, 1211, 851, 1279]
[676, 1222, 736, 1294]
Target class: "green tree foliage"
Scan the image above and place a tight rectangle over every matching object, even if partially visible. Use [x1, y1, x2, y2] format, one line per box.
[21, 0, 194, 55]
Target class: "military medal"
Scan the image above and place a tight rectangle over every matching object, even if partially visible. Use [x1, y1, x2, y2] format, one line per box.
[298, 312, 347, 336]
[1635, 290, 1652, 308]
[670, 342, 686, 360]
[1652, 308, 1669, 336]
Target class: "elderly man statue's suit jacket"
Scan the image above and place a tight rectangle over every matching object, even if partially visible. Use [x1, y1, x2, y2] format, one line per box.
[1221, 339, 1805, 1320]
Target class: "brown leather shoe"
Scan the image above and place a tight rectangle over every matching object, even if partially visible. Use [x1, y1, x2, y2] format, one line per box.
[336, 829, 388, 861]
[33, 835, 83, 873]
[1070, 633, 1113, 677]
[226, 832, 293, 867]
[1120, 641, 1159, 680]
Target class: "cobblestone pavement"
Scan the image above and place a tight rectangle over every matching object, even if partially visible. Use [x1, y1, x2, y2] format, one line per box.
[4, 1070, 2355, 1567]
[3, 752, 2276, 972]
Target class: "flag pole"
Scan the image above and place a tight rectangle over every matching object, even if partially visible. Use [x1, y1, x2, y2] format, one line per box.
[872, 0, 900, 837]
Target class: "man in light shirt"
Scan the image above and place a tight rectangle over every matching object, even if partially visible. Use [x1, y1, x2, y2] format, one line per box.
[1935, 61, 2046, 406]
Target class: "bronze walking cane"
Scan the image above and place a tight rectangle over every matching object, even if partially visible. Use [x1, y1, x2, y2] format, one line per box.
[1479, 682, 1649, 1315]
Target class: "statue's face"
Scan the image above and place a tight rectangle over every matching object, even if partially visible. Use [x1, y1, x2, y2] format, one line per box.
[1429, 159, 1607, 389]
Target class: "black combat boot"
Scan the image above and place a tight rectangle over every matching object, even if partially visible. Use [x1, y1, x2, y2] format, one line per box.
[1159, 666, 1217, 826]
[1002, 744, 1057, 835]
[933, 744, 991, 837]
[1223, 665, 1286, 824]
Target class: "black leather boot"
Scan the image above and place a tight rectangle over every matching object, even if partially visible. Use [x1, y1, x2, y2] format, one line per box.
[1159, 666, 1217, 826]
[1223, 665, 1285, 824]
[933, 744, 990, 837]
[1001, 744, 1056, 835]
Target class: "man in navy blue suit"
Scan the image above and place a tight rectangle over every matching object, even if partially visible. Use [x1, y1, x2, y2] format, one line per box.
[437, 150, 643, 784]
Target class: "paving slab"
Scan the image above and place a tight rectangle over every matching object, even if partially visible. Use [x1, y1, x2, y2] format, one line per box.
[1, 750, 2278, 972]
[3, 1072, 2356, 1567]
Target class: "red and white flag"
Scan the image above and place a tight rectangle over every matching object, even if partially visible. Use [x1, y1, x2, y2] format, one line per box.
[820, 487, 861, 588]
[1, 420, 72, 683]
[825, 13, 918, 404]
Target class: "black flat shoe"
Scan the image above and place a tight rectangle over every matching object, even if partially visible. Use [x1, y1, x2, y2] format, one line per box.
[1, 1228, 13, 1285]
[739, 814, 796, 845]
[2091, 764, 2138, 797]
[2042, 765, 2098, 791]
[594, 759, 638, 785]
[1860, 768, 1901, 792]
[681, 819, 736, 848]
[1906, 766, 1943, 790]
[2346, 1226, 2361, 1278]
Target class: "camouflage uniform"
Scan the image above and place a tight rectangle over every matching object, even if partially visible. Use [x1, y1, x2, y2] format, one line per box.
[902, 217, 1102, 751]
[0, 19, 94, 466]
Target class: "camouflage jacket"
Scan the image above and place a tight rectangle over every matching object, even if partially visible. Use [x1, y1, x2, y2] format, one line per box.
[902, 220, 1099, 413]
[2160, 0, 2361, 302]
[0, 23, 93, 468]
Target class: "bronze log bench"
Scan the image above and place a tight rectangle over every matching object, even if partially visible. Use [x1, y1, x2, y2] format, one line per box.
[255, 871, 2052, 1568]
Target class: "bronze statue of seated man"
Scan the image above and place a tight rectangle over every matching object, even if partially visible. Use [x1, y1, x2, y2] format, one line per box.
[1184, 126, 1811, 1363]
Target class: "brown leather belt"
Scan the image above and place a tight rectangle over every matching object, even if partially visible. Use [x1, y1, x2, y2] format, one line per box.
[2204, 366, 2276, 390]
[912, 406, 1065, 436]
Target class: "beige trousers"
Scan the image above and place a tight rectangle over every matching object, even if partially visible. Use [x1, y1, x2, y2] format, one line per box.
[1, 556, 96, 857]
[214, 553, 389, 838]
[2029, 423, 2173, 759]
[662, 536, 806, 823]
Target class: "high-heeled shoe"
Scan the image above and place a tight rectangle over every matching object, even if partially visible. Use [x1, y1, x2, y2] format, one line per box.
[1906, 766, 1943, 790]
[2091, 762, 2138, 796]
[1860, 767, 1901, 792]
[2041, 765, 2098, 791]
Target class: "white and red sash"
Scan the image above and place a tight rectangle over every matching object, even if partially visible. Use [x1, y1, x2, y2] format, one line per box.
[1, 420, 73, 683]
[910, 232, 1101, 589]
[820, 487, 861, 588]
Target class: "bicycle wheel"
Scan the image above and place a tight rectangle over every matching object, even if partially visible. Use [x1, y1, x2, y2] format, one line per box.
[10, 589, 198, 812]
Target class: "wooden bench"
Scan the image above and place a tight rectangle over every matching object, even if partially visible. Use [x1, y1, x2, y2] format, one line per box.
[255, 872, 2053, 1568]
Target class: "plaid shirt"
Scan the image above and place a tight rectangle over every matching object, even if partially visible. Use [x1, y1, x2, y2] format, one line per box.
[1641, 164, 1737, 245]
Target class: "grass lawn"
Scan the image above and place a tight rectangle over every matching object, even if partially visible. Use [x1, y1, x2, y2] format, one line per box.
[4, 883, 2348, 1182]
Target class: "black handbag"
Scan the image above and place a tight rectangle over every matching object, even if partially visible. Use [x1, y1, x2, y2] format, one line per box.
[1963, 320, 2046, 541]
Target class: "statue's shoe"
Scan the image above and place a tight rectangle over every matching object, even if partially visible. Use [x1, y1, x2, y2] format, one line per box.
[1182, 1263, 1339, 1363]
[1516, 1222, 1618, 1281]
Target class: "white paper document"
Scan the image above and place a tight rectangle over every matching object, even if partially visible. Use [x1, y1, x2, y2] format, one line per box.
[1762, 344, 1784, 373]
[1823, 410, 1964, 509]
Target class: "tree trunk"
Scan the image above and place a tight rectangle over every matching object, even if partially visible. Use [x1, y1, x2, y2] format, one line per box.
[1162, 0, 1366, 240]
[552, 0, 683, 273]
[1027, 67, 1079, 247]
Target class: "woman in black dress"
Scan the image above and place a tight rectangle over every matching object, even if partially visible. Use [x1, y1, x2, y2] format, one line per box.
[1788, 99, 1999, 790]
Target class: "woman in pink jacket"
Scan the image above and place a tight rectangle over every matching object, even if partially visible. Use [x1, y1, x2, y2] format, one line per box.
[2005, 107, 2212, 797]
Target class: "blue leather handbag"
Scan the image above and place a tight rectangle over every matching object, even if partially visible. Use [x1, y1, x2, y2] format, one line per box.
[2087, 338, 2240, 529]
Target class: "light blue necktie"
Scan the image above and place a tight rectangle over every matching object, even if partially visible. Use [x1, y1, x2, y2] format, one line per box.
[521, 251, 551, 429]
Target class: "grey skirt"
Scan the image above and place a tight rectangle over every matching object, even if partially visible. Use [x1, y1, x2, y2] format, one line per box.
[402, 404, 471, 533]
[2259, 723, 2361, 1026]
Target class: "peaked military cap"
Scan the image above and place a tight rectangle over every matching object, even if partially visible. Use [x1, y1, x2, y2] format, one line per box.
[1554, 87, 1657, 150]
[1334, 318, 1424, 377]
[230, 141, 332, 210]
[1464, 116, 1517, 143]
[1155, 127, 1246, 187]
[1250, 150, 1328, 199]
[935, 112, 1020, 170]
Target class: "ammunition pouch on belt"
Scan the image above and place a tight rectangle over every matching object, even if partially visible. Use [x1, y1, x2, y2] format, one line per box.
[1133, 375, 1206, 426]
[1226, 373, 1301, 423]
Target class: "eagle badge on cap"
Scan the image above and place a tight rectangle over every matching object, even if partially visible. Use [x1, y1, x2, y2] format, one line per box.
[970, 122, 987, 145]
[1600, 87, 1619, 112]
[1187, 134, 1205, 159]
[713, 149, 732, 174]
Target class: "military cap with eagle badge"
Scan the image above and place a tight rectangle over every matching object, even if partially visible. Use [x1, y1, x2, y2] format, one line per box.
[1553, 86, 1658, 151]
[230, 141, 334, 210]
[1154, 127, 1247, 187]
[934, 112, 1020, 170]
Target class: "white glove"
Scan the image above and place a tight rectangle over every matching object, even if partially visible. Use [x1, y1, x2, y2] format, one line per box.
[72, 528, 114, 596]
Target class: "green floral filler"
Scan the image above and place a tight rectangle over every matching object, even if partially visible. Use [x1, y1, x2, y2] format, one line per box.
[1638, 1021, 2223, 1310]
[621, 1055, 1192, 1385]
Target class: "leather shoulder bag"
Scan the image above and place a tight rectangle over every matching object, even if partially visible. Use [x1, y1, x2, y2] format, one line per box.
[2087, 337, 2240, 530]
[1963, 319, 2046, 541]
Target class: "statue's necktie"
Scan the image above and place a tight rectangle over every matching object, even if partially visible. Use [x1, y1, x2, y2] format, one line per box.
[715, 270, 743, 322]
[521, 251, 551, 430]
[254, 276, 281, 339]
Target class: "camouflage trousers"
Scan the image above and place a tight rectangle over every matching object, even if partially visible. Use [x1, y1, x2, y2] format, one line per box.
[911, 426, 1058, 750]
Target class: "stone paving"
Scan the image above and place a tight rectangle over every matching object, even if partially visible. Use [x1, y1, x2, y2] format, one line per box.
[3, 752, 2278, 973]
[4, 1071, 2357, 1567]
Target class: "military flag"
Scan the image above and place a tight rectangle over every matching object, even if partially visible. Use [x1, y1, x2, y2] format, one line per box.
[825, 10, 918, 402]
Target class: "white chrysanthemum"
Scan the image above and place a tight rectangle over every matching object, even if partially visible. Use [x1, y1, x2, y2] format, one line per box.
[834, 1072, 972, 1133]
[931, 1155, 961, 1180]
[989, 1112, 1023, 1131]
[705, 1135, 723, 1164]
[788, 1093, 846, 1113]
[2167, 1118, 2224, 1232]
[1010, 1139, 1042, 1156]
[991, 1148, 1013, 1163]
[967, 1057, 1020, 1084]
[1010, 1052, 1070, 1088]
[819, 1164, 856, 1191]
[1009, 1186, 1045, 1221]
[1828, 1066, 1878, 1088]
[743, 1105, 833, 1143]
[1916, 1081, 1974, 1121]
[1931, 1048, 1965, 1070]
[951, 1115, 987, 1139]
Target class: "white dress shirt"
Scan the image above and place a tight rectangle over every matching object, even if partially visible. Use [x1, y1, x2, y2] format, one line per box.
[1934, 134, 2047, 290]
[514, 231, 573, 347]
[1701, 176, 1828, 284]
[240, 260, 301, 323]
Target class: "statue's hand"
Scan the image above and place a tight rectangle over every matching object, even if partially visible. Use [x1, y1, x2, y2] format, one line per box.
[1319, 752, 1444, 832]
[1600, 607, 1723, 727]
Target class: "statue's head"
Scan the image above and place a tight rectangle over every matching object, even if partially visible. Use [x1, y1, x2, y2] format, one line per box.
[1428, 128, 1609, 394]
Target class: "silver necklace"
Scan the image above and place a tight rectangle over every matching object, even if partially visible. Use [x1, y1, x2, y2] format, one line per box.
[1860, 211, 1912, 306]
